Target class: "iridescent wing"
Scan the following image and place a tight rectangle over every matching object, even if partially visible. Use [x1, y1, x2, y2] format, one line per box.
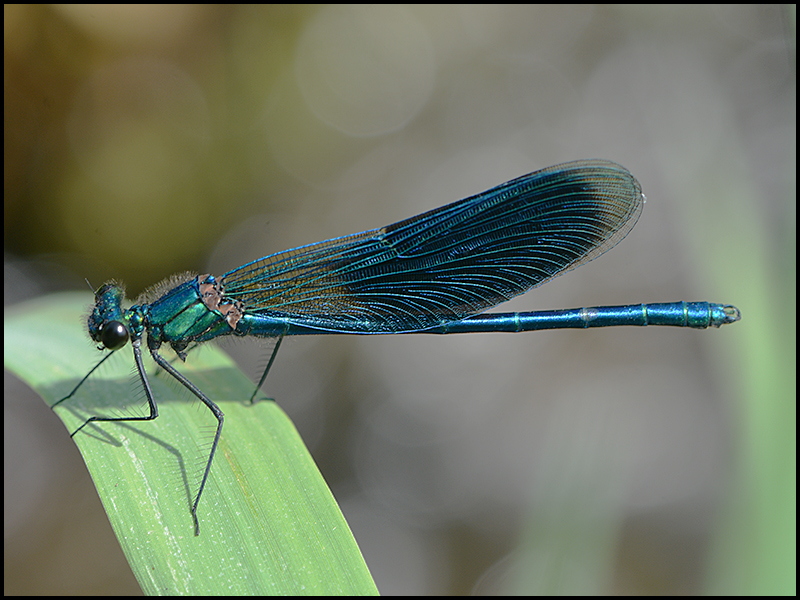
[221, 160, 643, 333]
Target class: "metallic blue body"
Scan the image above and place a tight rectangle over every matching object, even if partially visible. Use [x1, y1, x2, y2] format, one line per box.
[57, 159, 740, 535]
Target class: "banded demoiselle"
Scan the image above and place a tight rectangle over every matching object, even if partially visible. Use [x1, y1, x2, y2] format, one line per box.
[52, 159, 740, 535]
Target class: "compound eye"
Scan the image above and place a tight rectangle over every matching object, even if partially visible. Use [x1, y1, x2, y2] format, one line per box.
[101, 321, 129, 350]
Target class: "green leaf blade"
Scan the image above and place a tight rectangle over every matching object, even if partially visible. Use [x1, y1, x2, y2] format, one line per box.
[5, 292, 378, 595]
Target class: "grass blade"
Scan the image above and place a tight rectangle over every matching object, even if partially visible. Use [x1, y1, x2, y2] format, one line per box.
[5, 292, 378, 595]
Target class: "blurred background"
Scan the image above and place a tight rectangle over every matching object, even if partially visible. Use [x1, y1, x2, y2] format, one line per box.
[5, 5, 794, 595]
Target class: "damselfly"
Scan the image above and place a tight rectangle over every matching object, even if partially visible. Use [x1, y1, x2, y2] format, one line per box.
[53, 159, 740, 535]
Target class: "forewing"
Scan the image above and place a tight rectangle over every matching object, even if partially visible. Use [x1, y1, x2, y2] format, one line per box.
[222, 160, 643, 333]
